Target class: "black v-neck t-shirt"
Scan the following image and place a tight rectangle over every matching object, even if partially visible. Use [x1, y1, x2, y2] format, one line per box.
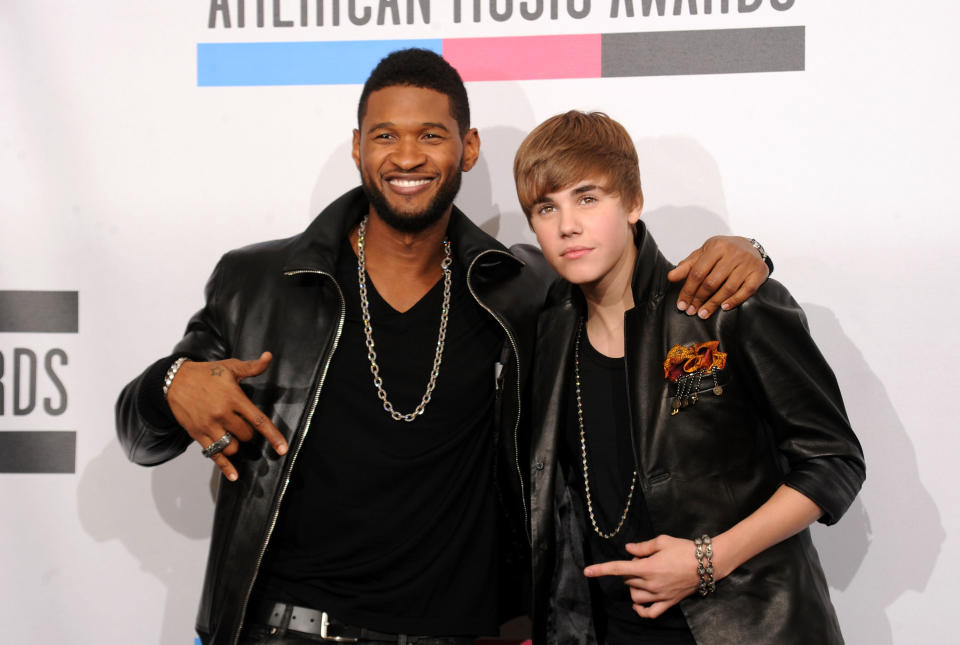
[563, 333, 694, 644]
[256, 238, 504, 636]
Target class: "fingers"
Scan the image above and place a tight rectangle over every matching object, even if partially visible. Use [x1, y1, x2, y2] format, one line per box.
[666, 250, 700, 314]
[628, 587, 659, 605]
[199, 423, 250, 483]
[590, 536, 699, 616]
[625, 539, 659, 558]
[168, 352, 288, 481]
[214, 354, 284, 451]
[229, 351, 274, 380]
[201, 423, 259, 482]
[666, 251, 696, 284]
[202, 399, 286, 458]
[691, 263, 747, 319]
[685, 255, 738, 317]
[670, 236, 769, 318]
[624, 578, 673, 612]
[717, 266, 766, 312]
[210, 441, 240, 482]
[584, 559, 642, 578]
[633, 600, 674, 620]
[585, 537, 668, 578]
[673, 252, 721, 316]
[236, 397, 288, 456]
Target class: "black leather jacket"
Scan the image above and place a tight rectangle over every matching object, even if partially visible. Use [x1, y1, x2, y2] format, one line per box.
[116, 188, 551, 645]
[528, 223, 865, 645]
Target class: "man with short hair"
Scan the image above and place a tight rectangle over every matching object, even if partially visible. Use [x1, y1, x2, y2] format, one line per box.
[116, 49, 770, 645]
[514, 110, 862, 645]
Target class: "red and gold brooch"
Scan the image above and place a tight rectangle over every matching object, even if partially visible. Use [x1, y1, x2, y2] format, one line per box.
[663, 341, 727, 415]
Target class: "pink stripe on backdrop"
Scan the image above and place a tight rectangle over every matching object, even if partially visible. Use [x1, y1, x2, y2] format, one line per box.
[443, 34, 601, 81]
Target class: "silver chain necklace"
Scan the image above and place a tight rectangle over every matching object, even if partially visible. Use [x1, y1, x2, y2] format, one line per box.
[574, 320, 638, 539]
[356, 215, 452, 422]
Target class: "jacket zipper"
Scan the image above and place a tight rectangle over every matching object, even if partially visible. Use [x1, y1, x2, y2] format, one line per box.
[231, 270, 346, 645]
[466, 250, 530, 544]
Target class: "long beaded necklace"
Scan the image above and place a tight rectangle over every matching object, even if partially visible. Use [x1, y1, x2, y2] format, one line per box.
[574, 320, 638, 539]
[356, 215, 452, 422]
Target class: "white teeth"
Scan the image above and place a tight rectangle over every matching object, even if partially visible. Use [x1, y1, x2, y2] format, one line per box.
[389, 178, 431, 187]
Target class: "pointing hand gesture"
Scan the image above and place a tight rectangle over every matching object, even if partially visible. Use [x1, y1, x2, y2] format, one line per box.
[166, 351, 288, 481]
[584, 535, 701, 619]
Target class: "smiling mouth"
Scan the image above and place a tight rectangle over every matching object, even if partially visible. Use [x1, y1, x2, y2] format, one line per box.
[388, 177, 433, 188]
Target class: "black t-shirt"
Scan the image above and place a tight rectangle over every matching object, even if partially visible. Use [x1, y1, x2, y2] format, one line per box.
[256, 237, 504, 636]
[563, 332, 695, 645]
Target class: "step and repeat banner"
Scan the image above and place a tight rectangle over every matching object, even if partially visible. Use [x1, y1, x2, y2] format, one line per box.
[2, 2, 957, 643]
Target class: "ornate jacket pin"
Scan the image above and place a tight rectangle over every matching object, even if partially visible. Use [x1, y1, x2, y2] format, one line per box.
[663, 341, 728, 415]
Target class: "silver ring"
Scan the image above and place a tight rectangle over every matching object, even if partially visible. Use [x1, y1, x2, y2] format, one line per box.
[201, 431, 233, 458]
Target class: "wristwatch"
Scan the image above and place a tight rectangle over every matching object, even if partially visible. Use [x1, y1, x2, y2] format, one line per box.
[748, 238, 767, 262]
[748, 238, 774, 273]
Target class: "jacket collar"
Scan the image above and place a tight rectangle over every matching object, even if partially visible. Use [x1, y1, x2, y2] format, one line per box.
[629, 220, 672, 311]
[282, 186, 521, 277]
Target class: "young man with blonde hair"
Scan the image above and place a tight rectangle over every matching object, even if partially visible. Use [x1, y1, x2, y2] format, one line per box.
[515, 111, 864, 645]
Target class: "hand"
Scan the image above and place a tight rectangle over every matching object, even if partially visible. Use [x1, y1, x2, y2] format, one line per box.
[583, 535, 700, 619]
[166, 351, 288, 481]
[667, 236, 769, 319]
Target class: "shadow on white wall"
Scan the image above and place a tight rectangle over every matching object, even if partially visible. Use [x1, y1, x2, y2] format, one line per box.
[77, 438, 214, 645]
[805, 302, 944, 644]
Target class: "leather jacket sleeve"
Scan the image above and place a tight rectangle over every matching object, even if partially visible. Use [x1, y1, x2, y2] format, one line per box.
[115, 256, 234, 467]
[734, 279, 865, 525]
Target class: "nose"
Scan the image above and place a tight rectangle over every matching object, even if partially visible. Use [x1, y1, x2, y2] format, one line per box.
[558, 207, 580, 237]
[390, 136, 427, 170]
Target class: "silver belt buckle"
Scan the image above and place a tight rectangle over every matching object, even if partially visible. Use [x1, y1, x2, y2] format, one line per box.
[320, 612, 359, 643]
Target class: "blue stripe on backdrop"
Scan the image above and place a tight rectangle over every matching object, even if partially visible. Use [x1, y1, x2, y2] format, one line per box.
[197, 39, 442, 86]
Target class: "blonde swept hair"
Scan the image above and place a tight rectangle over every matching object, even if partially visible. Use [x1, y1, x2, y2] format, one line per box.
[513, 110, 643, 219]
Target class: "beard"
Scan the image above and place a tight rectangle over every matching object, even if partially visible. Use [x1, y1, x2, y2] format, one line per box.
[361, 167, 463, 234]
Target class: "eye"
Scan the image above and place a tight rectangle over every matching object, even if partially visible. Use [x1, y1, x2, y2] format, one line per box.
[578, 194, 598, 205]
[535, 203, 556, 216]
[422, 132, 445, 142]
[372, 132, 395, 142]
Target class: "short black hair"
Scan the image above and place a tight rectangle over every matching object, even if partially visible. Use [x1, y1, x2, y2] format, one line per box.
[357, 48, 471, 136]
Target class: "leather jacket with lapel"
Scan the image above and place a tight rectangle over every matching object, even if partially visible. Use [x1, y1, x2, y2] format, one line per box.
[116, 188, 551, 644]
[528, 222, 865, 645]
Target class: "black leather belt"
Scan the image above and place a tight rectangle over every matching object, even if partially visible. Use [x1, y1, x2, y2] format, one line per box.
[251, 601, 443, 643]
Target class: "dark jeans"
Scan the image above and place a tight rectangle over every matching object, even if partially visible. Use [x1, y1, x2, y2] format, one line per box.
[238, 624, 475, 645]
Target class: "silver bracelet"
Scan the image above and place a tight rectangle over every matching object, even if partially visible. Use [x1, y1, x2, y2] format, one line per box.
[695, 534, 716, 596]
[163, 357, 189, 399]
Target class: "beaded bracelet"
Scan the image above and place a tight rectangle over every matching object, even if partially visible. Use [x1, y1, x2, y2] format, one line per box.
[695, 534, 716, 596]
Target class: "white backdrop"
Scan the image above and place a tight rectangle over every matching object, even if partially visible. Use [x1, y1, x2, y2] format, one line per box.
[2, 2, 957, 643]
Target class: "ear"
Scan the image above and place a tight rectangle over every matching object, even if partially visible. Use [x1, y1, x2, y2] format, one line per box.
[352, 129, 361, 170]
[627, 194, 643, 225]
[460, 128, 480, 172]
